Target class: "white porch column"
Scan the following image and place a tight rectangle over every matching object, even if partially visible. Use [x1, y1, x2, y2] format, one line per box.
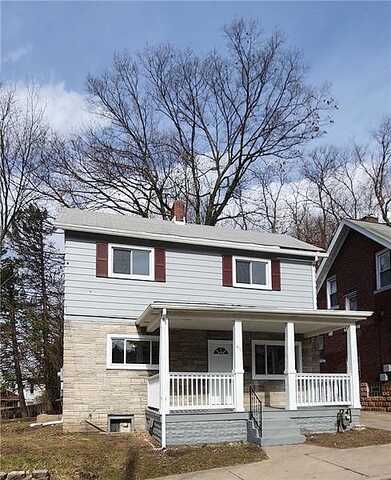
[347, 324, 361, 409]
[233, 320, 244, 412]
[284, 321, 297, 410]
[159, 308, 170, 448]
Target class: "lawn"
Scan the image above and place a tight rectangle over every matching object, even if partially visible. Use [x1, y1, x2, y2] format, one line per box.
[306, 427, 391, 449]
[0, 419, 267, 480]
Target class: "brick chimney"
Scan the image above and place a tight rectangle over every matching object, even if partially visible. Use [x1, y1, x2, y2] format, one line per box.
[171, 199, 186, 224]
[360, 215, 378, 223]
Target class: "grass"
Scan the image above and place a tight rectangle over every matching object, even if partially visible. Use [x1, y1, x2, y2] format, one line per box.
[305, 427, 391, 449]
[0, 419, 267, 480]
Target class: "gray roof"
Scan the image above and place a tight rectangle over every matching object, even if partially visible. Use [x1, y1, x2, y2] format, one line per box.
[347, 219, 391, 247]
[55, 208, 323, 253]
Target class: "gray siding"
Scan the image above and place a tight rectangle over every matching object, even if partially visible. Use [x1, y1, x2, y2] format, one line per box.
[65, 238, 315, 320]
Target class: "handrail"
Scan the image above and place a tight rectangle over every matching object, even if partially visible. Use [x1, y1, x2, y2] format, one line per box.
[249, 385, 263, 437]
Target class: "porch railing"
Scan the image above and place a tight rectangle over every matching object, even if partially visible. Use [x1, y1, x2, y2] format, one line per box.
[296, 373, 352, 407]
[249, 385, 263, 437]
[147, 373, 160, 410]
[169, 372, 234, 410]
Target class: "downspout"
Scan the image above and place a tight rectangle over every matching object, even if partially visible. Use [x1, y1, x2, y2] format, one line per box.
[312, 255, 319, 310]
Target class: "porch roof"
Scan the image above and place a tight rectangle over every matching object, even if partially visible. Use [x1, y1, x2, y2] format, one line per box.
[137, 302, 373, 337]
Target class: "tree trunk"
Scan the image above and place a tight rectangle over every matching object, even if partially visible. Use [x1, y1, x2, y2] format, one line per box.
[10, 306, 28, 417]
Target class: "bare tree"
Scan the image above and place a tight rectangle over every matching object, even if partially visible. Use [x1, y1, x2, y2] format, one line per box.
[0, 85, 47, 244]
[44, 19, 335, 225]
[355, 117, 391, 225]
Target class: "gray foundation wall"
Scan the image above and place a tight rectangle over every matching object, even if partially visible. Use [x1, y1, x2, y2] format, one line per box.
[146, 409, 248, 446]
[291, 407, 361, 433]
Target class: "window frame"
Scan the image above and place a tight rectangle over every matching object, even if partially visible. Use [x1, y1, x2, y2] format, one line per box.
[251, 340, 302, 380]
[106, 334, 159, 370]
[345, 290, 358, 310]
[375, 248, 391, 291]
[232, 256, 272, 290]
[326, 275, 338, 310]
[108, 243, 155, 281]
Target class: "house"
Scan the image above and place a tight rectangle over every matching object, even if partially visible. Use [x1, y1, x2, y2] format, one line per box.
[316, 217, 391, 403]
[56, 203, 372, 447]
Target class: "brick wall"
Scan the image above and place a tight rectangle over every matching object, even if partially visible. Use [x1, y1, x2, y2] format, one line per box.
[318, 229, 391, 383]
[360, 381, 391, 412]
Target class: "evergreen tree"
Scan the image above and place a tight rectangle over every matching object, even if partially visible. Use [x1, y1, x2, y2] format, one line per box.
[11, 204, 64, 413]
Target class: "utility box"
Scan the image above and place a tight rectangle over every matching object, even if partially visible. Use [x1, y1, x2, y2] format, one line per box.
[383, 364, 391, 373]
[380, 373, 388, 382]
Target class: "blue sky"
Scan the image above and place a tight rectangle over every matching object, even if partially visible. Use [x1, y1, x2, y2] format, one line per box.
[1, 1, 390, 145]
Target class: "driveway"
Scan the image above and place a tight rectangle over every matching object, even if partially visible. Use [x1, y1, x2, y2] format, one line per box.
[153, 443, 391, 480]
[361, 411, 391, 431]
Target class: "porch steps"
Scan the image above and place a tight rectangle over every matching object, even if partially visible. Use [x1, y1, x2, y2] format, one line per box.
[248, 409, 306, 446]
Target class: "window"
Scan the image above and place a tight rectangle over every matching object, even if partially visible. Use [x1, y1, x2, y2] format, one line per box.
[109, 244, 154, 280]
[233, 256, 271, 289]
[345, 290, 358, 310]
[326, 276, 338, 309]
[376, 249, 391, 290]
[252, 340, 302, 380]
[108, 415, 133, 433]
[107, 335, 159, 370]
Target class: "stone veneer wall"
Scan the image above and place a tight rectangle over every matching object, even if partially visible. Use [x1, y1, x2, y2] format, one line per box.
[63, 321, 321, 432]
[63, 319, 156, 432]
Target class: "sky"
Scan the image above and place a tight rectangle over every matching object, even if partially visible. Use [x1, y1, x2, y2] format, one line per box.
[1, 1, 390, 145]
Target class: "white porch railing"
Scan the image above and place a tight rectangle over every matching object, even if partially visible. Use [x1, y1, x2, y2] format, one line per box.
[170, 372, 234, 410]
[147, 373, 160, 410]
[296, 373, 352, 407]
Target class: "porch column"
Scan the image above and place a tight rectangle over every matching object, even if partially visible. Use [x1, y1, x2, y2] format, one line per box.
[159, 308, 170, 448]
[347, 324, 361, 408]
[233, 320, 244, 412]
[284, 321, 297, 410]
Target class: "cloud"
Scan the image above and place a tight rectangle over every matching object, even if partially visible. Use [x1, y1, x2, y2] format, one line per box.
[3, 45, 32, 64]
[14, 82, 107, 136]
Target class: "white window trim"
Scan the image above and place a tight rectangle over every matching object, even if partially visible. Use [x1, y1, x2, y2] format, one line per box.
[326, 275, 338, 310]
[106, 334, 159, 370]
[251, 339, 302, 380]
[345, 291, 358, 310]
[232, 256, 272, 290]
[108, 243, 155, 281]
[375, 248, 391, 291]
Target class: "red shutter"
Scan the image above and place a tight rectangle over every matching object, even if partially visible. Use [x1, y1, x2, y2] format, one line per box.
[155, 248, 166, 282]
[271, 259, 281, 291]
[222, 255, 233, 286]
[96, 243, 108, 277]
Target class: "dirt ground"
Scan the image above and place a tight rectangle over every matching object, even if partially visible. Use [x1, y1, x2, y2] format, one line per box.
[0, 419, 267, 480]
[305, 427, 391, 449]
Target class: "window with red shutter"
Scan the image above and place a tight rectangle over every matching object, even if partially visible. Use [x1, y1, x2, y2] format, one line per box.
[96, 243, 108, 277]
[222, 255, 233, 286]
[155, 248, 166, 282]
[271, 259, 281, 291]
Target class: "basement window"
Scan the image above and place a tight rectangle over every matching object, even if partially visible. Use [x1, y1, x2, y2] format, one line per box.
[108, 415, 133, 433]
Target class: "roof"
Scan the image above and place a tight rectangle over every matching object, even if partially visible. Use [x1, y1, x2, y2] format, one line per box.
[317, 219, 391, 290]
[55, 208, 325, 257]
[137, 302, 373, 337]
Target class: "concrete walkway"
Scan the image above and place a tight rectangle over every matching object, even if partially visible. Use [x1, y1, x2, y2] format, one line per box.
[361, 411, 391, 431]
[154, 443, 391, 480]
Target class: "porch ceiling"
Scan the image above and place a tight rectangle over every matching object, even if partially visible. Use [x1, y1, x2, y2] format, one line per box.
[137, 303, 373, 338]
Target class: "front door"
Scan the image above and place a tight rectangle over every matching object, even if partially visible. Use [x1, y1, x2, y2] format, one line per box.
[208, 340, 233, 372]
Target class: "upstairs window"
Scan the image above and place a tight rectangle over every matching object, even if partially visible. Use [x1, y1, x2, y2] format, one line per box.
[107, 335, 159, 370]
[327, 276, 338, 309]
[376, 249, 391, 290]
[345, 290, 358, 310]
[109, 245, 154, 280]
[233, 256, 271, 290]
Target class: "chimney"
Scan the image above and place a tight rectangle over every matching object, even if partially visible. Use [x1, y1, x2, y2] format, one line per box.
[171, 199, 186, 224]
[360, 215, 378, 224]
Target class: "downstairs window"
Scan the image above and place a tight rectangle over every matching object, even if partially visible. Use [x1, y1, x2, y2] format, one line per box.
[107, 335, 159, 370]
[252, 340, 302, 380]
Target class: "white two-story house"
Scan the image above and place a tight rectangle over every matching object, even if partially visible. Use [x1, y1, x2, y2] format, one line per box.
[56, 203, 371, 447]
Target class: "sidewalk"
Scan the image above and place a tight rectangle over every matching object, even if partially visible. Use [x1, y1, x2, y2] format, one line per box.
[153, 443, 391, 480]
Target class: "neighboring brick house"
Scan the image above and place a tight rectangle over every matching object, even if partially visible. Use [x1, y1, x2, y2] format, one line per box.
[317, 217, 391, 391]
[56, 204, 371, 447]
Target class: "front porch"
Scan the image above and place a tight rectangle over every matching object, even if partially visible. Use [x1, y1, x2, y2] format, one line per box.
[138, 303, 371, 446]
